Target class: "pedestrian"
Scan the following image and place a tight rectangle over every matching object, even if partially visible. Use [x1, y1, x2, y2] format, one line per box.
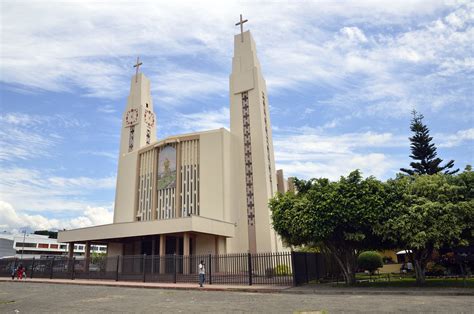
[17, 264, 24, 280]
[198, 260, 205, 287]
[11, 264, 16, 280]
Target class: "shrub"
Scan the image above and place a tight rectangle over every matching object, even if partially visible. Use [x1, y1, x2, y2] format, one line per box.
[426, 262, 447, 276]
[357, 251, 383, 274]
[275, 264, 291, 276]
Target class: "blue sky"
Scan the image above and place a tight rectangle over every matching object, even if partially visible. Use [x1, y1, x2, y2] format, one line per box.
[0, 0, 472, 232]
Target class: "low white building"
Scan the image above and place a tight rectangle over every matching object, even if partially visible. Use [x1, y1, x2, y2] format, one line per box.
[0, 233, 106, 259]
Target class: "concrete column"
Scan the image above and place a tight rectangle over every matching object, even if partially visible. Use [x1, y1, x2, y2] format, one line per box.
[159, 235, 166, 274]
[151, 237, 156, 273]
[68, 242, 75, 272]
[68, 242, 74, 259]
[214, 236, 219, 273]
[183, 233, 190, 274]
[84, 241, 91, 272]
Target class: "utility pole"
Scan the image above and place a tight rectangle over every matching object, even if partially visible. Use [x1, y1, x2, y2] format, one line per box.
[20, 228, 27, 261]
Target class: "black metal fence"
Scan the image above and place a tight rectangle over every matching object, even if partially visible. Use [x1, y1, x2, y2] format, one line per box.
[0, 252, 339, 286]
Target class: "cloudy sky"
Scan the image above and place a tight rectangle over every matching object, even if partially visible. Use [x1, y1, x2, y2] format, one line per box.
[0, 0, 472, 233]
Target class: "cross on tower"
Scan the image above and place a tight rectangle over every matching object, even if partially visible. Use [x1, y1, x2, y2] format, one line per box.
[133, 57, 143, 83]
[235, 14, 248, 42]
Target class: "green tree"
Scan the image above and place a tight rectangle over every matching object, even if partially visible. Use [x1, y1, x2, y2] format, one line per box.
[400, 110, 458, 175]
[270, 170, 387, 284]
[376, 171, 473, 284]
[33, 230, 58, 239]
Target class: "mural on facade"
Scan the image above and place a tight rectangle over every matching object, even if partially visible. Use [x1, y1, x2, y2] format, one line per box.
[158, 145, 177, 190]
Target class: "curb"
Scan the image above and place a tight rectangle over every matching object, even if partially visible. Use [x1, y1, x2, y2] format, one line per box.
[0, 278, 288, 294]
[282, 288, 474, 296]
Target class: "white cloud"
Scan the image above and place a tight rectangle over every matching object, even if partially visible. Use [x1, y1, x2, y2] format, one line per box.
[0, 167, 115, 213]
[272, 127, 404, 179]
[165, 107, 229, 134]
[1, 0, 469, 114]
[0, 112, 87, 161]
[0, 200, 113, 232]
[277, 153, 394, 181]
[438, 128, 474, 147]
[340, 26, 368, 43]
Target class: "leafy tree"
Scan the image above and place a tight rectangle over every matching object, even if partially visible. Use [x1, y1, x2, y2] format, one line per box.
[357, 251, 383, 274]
[33, 230, 58, 239]
[400, 110, 458, 175]
[270, 170, 387, 284]
[375, 171, 473, 284]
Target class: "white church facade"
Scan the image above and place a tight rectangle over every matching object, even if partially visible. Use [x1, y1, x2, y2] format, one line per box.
[58, 26, 287, 258]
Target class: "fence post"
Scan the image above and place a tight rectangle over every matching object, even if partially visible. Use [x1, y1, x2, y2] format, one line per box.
[71, 257, 75, 280]
[304, 252, 309, 283]
[50, 257, 55, 279]
[30, 257, 35, 279]
[71, 257, 76, 280]
[208, 254, 212, 285]
[247, 253, 253, 286]
[142, 254, 147, 283]
[173, 254, 177, 283]
[290, 251, 297, 286]
[116, 256, 120, 282]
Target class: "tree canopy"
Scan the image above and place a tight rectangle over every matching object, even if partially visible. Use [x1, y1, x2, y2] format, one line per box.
[270, 168, 473, 285]
[375, 170, 473, 284]
[270, 170, 388, 284]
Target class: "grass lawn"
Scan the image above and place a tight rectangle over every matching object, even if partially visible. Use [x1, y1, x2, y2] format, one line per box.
[347, 274, 474, 288]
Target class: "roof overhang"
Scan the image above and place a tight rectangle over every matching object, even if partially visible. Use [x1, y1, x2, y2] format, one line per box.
[58, 215, 235, 243]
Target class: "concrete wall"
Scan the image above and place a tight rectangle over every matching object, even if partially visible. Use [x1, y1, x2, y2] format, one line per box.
[195, 234, 217, 255]
[114, 151, 138, 223]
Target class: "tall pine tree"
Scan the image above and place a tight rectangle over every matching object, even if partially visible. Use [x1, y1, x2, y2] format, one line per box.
[400, 110, 458, 175]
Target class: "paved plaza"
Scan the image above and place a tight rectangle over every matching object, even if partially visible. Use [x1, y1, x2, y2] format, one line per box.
[1, 281, 473, 313]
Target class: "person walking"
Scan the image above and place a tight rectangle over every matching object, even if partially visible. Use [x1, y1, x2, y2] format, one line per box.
[16, 264, 24, 280]
[10, 264, 16, 280]
[198, 260, 205, 287]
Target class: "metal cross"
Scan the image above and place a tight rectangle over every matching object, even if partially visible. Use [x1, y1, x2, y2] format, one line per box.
[235, 14, 248, 42]
[133, 57, 143, 82]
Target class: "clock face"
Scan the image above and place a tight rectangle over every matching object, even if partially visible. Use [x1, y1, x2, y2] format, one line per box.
[144, 109, 155, 127]
[125, 109, 139, 126]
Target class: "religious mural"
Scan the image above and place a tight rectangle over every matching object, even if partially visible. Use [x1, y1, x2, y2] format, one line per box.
[157, 145, 177, 190]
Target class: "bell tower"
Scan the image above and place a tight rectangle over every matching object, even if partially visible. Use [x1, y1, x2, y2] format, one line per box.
[228, 18, 282, 253]
[114, 58, 157, 223]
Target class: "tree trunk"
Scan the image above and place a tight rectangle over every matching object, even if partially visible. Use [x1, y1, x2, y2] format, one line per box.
[414, 259, 425, 285]
[327, 243, 356, 285]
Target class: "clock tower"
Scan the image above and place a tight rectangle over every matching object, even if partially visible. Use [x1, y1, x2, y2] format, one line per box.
[114, 63, 157, 223]
[119, 72, 157, 155]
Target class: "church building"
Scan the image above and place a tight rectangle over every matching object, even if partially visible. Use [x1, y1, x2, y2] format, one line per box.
[58, 20, 286, 258]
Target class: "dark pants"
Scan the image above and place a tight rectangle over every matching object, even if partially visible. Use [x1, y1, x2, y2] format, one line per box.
[199, 273, 205, 287]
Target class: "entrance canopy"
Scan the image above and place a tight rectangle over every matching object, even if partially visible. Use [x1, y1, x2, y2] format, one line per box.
[58, 215, 235, 243]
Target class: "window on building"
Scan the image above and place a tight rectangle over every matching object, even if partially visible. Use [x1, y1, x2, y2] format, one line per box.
[15, 242, 36, 248]
[50, 244, 59, 249]
[99, 247, 106, 251]
[60, 245, 67, 250]
[38, 243, 49, 249]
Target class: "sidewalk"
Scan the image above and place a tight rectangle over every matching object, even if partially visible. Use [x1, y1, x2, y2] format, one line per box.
[0, 277, 290, 293]
[2, 277, 472, 296]
[284, 283, 474, 296]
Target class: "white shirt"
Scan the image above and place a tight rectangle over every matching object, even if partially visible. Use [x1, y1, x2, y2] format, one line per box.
[199, 263, 205, 275]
